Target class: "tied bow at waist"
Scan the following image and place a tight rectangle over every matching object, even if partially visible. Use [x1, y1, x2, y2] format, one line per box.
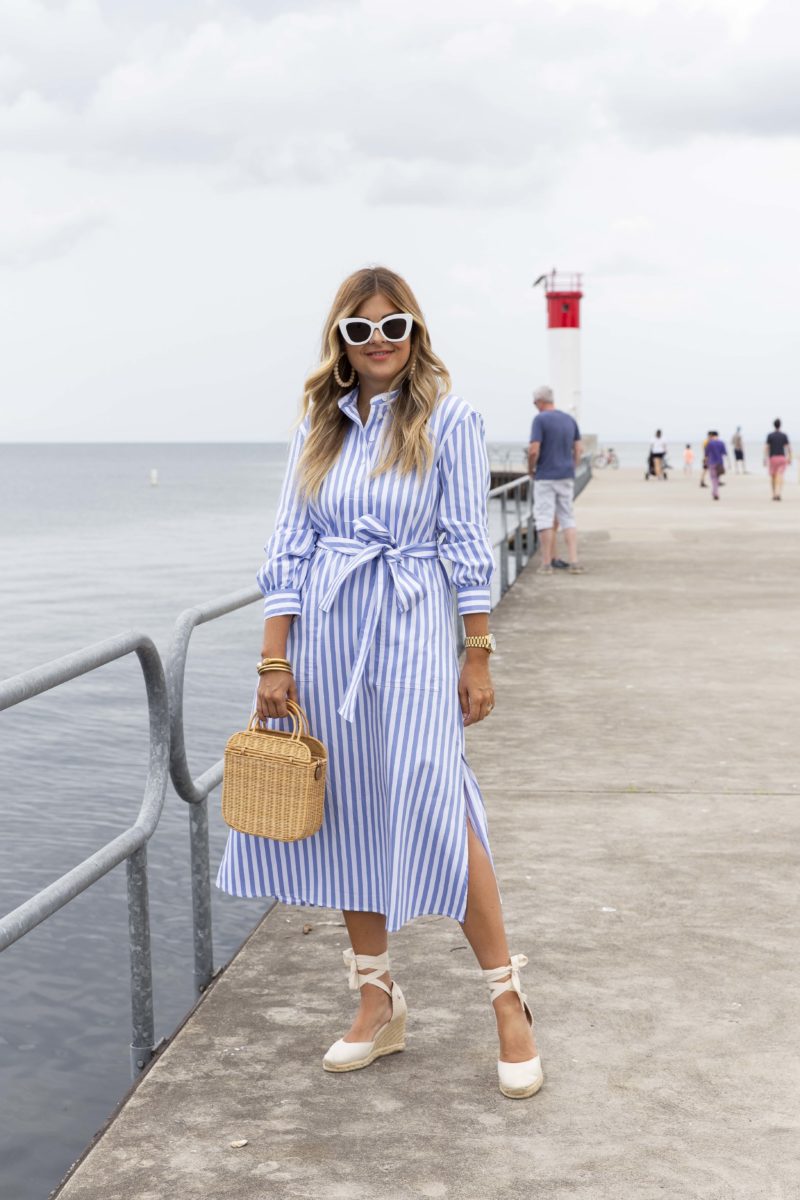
[318, 514, 439, 722]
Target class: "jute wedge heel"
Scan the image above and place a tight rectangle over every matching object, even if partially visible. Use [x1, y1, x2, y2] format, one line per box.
[322, 948, 407, 1073]
[483, 953, 544, 1099]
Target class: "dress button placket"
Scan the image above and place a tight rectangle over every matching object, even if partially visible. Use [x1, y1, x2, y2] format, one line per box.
[365, 408, 382, 480]
[361, 418, 371, 505]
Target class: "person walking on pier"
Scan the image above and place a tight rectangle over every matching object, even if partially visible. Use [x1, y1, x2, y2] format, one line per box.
[705, 431, 727, 501]
[765, 419, 791, 501]
[528, 385, 584, 575]
[732, 426, 746, 474]
[683, 444, 695, 475]
[217, 266, 542, 1100]
[699, 432, 712, 489]
[649, 429, 667, 479]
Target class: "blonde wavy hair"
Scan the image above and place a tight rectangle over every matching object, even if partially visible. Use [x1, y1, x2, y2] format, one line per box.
[296, 266, 451, 501]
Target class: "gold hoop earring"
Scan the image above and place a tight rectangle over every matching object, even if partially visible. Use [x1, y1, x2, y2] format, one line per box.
[333, 356, 356, 389]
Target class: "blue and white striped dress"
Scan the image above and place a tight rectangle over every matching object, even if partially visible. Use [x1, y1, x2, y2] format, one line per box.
[216, 387, 497, 932]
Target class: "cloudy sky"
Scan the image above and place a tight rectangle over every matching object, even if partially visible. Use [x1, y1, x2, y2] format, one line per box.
[1, 0, 798, 443]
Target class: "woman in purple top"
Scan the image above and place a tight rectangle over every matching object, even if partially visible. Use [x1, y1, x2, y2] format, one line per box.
[705, 432, 728, 501]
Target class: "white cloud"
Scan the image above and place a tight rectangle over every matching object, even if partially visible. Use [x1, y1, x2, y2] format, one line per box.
[604, 0, 800, 143]
[589, 251, 660, 278]
[0, 88, 71, 148]
[0, 0, 119, 103]
[0, 0, 798, 443]
[3, 0, 793, 209]
[0, 206, 106, 267]
[364, 158, 550, 208]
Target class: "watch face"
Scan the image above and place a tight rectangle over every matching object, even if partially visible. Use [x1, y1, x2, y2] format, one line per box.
[488, 633, 497, 652]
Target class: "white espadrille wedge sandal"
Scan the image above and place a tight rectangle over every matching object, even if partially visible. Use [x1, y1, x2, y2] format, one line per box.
[322, 948, 407, 1073]
[482, 953, 544, 1099]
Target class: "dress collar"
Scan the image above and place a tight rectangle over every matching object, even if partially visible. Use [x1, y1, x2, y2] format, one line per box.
[338, 385, 400, 418]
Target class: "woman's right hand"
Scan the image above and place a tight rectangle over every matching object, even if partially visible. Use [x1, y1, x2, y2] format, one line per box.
[256, 670, 298, 721]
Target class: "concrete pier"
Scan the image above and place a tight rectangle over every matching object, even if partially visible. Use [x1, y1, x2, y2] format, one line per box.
[56, 467, 800, 1199]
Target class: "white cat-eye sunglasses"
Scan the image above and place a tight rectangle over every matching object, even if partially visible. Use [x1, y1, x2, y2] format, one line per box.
[338, 312, 414, 346]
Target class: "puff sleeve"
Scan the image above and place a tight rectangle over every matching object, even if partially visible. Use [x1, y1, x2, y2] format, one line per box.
[435, 409, 495, 614]
[256, 421, 317, 618]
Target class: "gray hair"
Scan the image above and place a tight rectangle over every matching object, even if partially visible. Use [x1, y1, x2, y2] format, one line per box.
[533, 385, 554, 403]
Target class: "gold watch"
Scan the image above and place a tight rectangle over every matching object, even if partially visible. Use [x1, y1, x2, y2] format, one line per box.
[463, 634, 496, 653]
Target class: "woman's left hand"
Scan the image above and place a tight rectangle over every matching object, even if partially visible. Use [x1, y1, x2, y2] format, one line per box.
[458, 658, 495, 725]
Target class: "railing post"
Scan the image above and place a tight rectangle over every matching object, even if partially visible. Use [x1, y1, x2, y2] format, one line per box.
[0, 633, 168, 1075]
[126, 844, 156, 1076]
[514, 485, 523, 576]
[528, 479, 536, 561]
[189, 798, 214, 993]
[499, 539, 509, 595]
[498, 490, 509, 593]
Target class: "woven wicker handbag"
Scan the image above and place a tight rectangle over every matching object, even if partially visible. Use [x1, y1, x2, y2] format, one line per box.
[221, 700, 327, 841]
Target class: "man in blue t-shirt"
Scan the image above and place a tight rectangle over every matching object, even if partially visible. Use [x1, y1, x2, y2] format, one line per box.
[528, 385, 585, 575]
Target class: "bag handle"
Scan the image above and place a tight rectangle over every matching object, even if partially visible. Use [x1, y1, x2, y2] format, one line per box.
[285, 700, 310, 740]
[248, 700, 310, 741]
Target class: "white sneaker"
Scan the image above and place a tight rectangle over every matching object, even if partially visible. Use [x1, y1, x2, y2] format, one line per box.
[323, 949, 407, 1072]
[483, 953, 544, 1098]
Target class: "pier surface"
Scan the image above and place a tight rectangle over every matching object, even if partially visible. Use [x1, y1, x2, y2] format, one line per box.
[56, 468, 799, 1200]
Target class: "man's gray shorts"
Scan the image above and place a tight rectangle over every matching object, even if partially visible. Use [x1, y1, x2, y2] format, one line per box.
[533, 478, 576, 530]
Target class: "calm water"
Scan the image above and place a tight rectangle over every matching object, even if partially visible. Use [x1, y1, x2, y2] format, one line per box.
[0, 443, 289, 1200]
[0, 438, 528, 1199]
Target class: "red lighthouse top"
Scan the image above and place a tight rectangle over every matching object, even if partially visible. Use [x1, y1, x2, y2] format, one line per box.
[544, 270, 582, 329]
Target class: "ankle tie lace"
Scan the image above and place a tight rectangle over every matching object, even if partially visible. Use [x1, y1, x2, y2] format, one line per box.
[342, 948, 392, 996]
[482, 953, 530, 1006]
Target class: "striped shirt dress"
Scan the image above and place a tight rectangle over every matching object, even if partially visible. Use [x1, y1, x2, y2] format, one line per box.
[216, 388, 497, 932]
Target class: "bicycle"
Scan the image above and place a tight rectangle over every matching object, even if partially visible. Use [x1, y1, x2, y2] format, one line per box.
[592, 447, 619, 470]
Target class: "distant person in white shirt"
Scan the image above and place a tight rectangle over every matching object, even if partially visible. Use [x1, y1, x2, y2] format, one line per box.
[649, 430, 667, 478]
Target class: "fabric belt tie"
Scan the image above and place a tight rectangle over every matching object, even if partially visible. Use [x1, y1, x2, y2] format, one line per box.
[318, 514, 439, 722]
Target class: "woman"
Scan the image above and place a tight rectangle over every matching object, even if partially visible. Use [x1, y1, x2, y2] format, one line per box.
[649, 429, 667, 478]
[217, 266, 542, 1099]
[705, 430, 727, 501]
[764, 418, 791, 501]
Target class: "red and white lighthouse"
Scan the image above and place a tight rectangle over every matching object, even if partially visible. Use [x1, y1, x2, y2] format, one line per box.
[535, 270, 583, 421]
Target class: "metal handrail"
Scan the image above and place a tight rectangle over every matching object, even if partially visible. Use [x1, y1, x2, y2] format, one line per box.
[166, 585, 276, 996]
[487, 473, 536, 605]
[0, 633, 170, 1076]
[485, 453, 592, 602]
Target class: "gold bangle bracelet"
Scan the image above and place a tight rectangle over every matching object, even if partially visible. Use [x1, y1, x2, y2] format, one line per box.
[257, 658, 293, 675]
